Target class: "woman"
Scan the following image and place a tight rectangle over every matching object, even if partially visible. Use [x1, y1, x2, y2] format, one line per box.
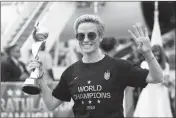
[28, 14, 163, 118]
[133, 44, 173, 117]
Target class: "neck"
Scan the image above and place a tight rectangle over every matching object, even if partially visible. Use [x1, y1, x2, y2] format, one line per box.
[82, 49, 105, 63]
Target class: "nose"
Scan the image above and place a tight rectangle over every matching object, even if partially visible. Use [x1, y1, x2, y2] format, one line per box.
[83, 34, 89, 42]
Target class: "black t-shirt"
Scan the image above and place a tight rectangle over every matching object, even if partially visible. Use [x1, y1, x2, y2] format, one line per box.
[52, 55, 149, 118]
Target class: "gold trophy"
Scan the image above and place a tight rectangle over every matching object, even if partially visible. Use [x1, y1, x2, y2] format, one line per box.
[22, 22, 49, 95]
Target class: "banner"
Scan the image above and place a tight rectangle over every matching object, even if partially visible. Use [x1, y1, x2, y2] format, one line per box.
[1, 82, 74, 118]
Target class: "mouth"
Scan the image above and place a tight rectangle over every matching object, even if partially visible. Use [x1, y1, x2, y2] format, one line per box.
[82, 44, 93, 48]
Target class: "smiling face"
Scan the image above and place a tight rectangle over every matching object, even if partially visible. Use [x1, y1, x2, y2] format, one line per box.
[77, 22, 103, 55]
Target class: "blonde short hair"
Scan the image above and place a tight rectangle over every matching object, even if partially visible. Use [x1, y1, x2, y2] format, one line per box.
[74, 14, 105, 38]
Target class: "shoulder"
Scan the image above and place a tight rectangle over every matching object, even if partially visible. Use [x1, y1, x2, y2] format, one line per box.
[107, 56, 132, 69]
[62, 60, 80, 76]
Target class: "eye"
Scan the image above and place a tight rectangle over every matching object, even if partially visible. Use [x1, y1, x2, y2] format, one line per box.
[76, 33, 85, 41]
[88, 32, 97, 41]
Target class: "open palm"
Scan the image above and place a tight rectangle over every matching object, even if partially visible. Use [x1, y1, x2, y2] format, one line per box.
[128, 23, 152, 53]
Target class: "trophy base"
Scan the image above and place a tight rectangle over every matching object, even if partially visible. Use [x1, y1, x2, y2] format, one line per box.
[22, 84, 41, 95]
[22, 77, 42, 95]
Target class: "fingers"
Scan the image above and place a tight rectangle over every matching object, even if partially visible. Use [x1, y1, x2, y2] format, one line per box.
[28, 59, 42, 72]
[144, 28, 148, 37]
[128, 23, 148, 43]
[128, 30, 138, 43]
[30, 59, 42, 65]
[131, 23, 146, 37]
[133, 25, 140, 37]
[136, 23, 144, 36]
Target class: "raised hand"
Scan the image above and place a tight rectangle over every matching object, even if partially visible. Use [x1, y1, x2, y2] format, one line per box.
[128, 23, 152, 54]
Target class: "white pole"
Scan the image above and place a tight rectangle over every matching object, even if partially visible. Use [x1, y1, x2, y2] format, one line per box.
[93, 2, 98, 14]
[151, 1, 163, 47]
[154, 1, 158, 11]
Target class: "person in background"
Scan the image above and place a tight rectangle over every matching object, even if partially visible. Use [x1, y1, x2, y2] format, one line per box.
[133, 44, 173, 117]
[1, 44, 29, 81]
[65, 40, 82, 66]
[100, 37, 118, 57]
[1, 52, 8, 62]
[28, 14, 163, 118]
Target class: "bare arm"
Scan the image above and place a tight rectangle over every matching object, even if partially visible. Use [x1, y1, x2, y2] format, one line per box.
[143, 51, 163, 83]
[39, 78, 63, 111]
[28, 59, 63, 111]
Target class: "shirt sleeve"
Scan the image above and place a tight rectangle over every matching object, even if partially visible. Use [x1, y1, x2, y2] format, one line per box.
[125, 60, 149, 88]
[52, 69, 71, 102]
